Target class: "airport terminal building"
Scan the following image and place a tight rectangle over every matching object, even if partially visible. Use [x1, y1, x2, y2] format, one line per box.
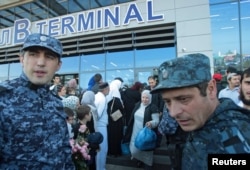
[0, 0, 249, 88]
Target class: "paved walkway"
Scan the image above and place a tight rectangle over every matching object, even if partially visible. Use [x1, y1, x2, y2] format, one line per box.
[106, 164, 142, 170]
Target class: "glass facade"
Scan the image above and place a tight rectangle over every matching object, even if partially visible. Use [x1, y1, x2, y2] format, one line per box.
[76, 47, 175, 89]
[2, 0, 250, 88]
[210, 0, 250, 73]
[9, 63, 22, 80]
[0, 64, 8, 83]
[0, 0, 176, 88]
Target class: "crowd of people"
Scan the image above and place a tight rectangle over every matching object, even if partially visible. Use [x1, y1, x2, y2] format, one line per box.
[1, 33, 250, 170]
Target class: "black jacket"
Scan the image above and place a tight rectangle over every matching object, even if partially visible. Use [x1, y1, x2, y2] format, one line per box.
[123, 102, 159, 143]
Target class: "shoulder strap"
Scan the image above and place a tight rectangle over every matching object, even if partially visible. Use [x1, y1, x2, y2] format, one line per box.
[110, 97, 115, 113]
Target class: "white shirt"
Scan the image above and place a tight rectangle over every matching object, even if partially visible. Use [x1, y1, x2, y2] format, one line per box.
[218, 86, 240, 105]
[94, 92, 108, 127]
[67, 122, 74, 139]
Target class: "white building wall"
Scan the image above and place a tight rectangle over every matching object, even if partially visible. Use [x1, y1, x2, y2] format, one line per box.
[142, 0, 213, 72]
[174, 0, 213, 71]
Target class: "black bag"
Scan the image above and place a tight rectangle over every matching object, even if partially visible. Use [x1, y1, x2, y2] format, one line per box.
[121, 118, 130, 155]
[166, 126, 188, 170]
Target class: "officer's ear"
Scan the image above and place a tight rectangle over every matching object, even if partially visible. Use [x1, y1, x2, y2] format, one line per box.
[56, 61, 62, 72]
[207, 79, 217, 99]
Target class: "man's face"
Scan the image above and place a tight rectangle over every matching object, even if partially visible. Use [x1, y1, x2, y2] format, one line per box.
[67, 116, 74, 125]
[20, 47, 61, 85]
[148, 78, 157, 89]
[104, 87, 110, 96]
[161, 85, 215, 132]
[228, 75, 240, 88]
[59, 86, 67, 96]
[54, 76, 61, 85]
[239, 75, 250, 106]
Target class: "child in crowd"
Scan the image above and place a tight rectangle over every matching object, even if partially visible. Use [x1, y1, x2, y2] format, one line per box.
[72, 104, 102, 170]
[64, 107, 75, 139]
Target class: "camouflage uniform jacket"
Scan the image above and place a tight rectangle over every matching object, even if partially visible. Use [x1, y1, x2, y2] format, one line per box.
[158, 106, 178, 135]
[182, 98, 250, 170]
[0, 73, 75, 170]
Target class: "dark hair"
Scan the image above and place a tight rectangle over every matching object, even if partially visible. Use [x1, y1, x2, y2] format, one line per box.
[114, 77, 124, 83]
[148, 75, 159, 84]
[166, 81, 209, 97]
[131, 81, 143, 91]
[226, 66, 237, 74]
[53, 74, 60, 79]
[94, 73, 102, 83]
[76, 104, 91, 120]
[193, 81, 209, 97]
[240, 67, 250, 83]
[54, 84, 64, 93]
[99, 82, 109, 90]
[64, 107, 74, 119]
[148, 75, 158, 81]
[239, 69, 250, 104]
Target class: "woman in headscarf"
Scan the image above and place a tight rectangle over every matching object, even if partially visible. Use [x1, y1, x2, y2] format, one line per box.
[65, 78, 79, 97]
[62, 95, 80, 123]
[62, 95, 79, 112]
[106, 78, 125, 157]
[120, 81, 144, 126]
[81, 90, 97, 133]
[123, 90, 160, 170]
[81, 91, 99, 170]
[106, 77, 123, 103]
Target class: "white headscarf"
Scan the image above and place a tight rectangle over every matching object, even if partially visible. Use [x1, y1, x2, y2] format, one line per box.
[62, 96, 79, 111]
[81, 90, 98, 130]
[106, 79, 122, 102]
[141, 89, 152, 106]
[81, 90, 95, 107]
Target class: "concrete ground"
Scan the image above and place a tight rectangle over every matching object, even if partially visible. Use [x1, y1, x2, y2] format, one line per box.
[106, 164, 142, 170]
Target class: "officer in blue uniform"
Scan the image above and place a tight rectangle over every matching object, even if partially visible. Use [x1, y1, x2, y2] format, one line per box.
[0, 33, 75, 169]
[151, 53, 250, 169]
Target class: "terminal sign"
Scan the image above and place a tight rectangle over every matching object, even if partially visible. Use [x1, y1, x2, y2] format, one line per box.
[0, 0, 164, 48]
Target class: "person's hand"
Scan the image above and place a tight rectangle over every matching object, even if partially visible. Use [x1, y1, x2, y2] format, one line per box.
[145, 121, 152, 128]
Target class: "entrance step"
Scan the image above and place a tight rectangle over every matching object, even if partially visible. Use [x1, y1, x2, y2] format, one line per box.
[106, 143, 176, 170]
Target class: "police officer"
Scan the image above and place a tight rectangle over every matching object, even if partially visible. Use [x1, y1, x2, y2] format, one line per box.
[0, 33, 75, 169]
[151, 53, 250, 169]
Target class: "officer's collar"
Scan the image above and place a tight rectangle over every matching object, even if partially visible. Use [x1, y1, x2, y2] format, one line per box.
[28, 82, 47, 90]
